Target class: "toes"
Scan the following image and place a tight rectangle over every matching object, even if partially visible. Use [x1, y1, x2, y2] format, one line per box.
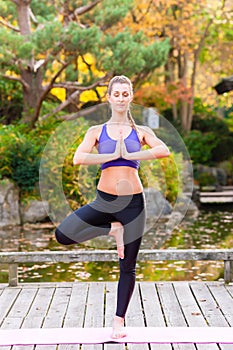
[111, 329, 127, 339]
[117, 245, 124, 259]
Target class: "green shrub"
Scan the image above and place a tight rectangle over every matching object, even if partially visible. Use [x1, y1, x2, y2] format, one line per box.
[184, 130, 218, 165]
[0, 124, 42, 192]
[0, 80, 23, 124]
[10, 141, 42, 191]
[139, 152, 183, 204]
[197, 172, 216, 187]
[190, 109, 233, 164]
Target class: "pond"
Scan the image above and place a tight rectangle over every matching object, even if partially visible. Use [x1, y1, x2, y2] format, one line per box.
[0, 206, 232, 283]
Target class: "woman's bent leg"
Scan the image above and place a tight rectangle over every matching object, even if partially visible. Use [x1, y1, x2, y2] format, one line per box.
[55, 203, 112, 245]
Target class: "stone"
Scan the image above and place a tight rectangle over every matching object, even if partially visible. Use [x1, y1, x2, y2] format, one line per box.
[0, 179, 21, 227]
[20, 200, 49, 224]
[144, 188, 172, 219]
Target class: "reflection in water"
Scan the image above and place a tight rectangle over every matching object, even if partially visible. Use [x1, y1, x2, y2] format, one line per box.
[0, 208, 232, 283]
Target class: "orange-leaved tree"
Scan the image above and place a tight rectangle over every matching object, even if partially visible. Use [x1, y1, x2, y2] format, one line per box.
[122, 0, 232, 133]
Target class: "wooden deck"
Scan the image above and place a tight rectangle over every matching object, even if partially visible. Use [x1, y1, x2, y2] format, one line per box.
[199, 186, 233, 204]
[0, 281, 233, 350]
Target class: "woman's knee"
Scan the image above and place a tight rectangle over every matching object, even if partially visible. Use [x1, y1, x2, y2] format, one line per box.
[55, 228, 75, 245]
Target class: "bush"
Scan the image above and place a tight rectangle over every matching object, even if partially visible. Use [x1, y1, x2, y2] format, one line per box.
[184, 130, 219, 165]
[0, 80, 23, 124]
[139, 152, 183, 204]
[197, 172, 216, 187]
[0, 124, 42, 192]
[190, 110, 233, 164]
[10, 141, 42, 191]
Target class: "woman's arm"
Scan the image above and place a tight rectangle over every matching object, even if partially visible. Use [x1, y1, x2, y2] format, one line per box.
[73, 126, 120, 165]
[121, 126, 170, 161]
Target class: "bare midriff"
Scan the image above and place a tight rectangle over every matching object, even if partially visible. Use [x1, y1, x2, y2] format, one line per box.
[97, 166, 143, 195]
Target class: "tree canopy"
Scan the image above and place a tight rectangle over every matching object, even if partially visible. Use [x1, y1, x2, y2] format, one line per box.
[0, 0, 170, 127]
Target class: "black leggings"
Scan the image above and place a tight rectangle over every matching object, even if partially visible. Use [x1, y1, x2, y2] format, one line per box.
[55, 190, 146, 318]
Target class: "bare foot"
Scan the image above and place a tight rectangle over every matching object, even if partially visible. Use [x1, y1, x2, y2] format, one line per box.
[111, 315, 127, 339]
[109, 222, 124, 259]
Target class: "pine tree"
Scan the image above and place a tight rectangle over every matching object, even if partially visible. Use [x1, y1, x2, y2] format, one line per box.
[0, 0, 170, 127]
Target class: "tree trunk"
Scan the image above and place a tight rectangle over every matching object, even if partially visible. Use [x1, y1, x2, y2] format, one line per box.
[20, 68, 43, 127]
[17, 0, 31, 36]
[15, 0, 43, 127]
[63, 2, 79, 113]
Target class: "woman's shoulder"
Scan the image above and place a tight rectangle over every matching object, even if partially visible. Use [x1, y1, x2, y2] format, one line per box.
[136, 124, 156, 136]
[85, 124, 105, 142]
[86, 124, 104, 135]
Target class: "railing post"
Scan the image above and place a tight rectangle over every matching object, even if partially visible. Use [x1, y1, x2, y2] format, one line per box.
[8, 264, 18, 287]
[224, 260, 233, 283]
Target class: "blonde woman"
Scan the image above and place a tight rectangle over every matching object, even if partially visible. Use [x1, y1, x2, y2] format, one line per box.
[55, 75, 170, 338]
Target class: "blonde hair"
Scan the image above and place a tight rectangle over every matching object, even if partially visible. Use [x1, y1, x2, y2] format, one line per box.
[107, 75, 138, 133]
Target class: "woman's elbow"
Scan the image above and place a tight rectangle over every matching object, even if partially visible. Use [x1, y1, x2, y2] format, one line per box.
[153, 146, 170, 158]
[165, 148, 171, 157]
[73, 156, 81, 165]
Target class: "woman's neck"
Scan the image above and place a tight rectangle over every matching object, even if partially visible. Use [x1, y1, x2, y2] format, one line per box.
[108, 113, 129, 125]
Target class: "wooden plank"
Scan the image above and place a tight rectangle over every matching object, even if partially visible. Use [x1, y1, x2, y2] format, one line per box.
[208, 283, 233, 326]
[0, 286, 23, 350]
[6, 287, 38, 319]
[58, 282, 89, 350]
[35, 285, 72, 350]
[104, 282, 125, 350]
[82, 282, 105, 350]
[173, 282, 218, 350]
[1, 249, 233, 263]
[2, 250, 233, 285]
[207, 283, 233, 350]
[226, 284, 233, 298]
[1, 286, 37, 350]
[140, 282, 172, 350]
[0, 316, 23, 350]
[125, 283, 148, 350]
[190, 283, 229, 327]
[12, 287, 54, 350]
[190, 282, 231, 350]
[224, 261, 233, 283]
[0, 287, 21, 325]
[157, 283, 196, 350]
[8, 263, 18, 286]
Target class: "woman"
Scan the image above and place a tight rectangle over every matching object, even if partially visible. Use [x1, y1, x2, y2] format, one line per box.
[55, 75, 170, 338]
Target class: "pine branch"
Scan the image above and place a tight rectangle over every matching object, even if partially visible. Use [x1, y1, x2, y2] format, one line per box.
[1, 73, 30, 90]
[40, 90, 81, 120]
[74, 0, 101, 16]
[59, 103, 107, 121]
[40, 61, 70, 102]
[29, 8, 38, 24]
[40, 74, 110, 120]
[0, 18, 20, 32]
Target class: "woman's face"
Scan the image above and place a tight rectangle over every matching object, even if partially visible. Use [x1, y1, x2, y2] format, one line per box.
[107, 83, 133, 114]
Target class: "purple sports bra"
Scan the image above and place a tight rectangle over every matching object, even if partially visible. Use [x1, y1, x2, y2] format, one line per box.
[98, 124, 141, 170]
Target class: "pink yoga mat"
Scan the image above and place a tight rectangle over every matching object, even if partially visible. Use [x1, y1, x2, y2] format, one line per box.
[0, 327, 232, 346]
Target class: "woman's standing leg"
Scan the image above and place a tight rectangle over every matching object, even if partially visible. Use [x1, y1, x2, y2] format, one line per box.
[112, 195, 146, 338]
